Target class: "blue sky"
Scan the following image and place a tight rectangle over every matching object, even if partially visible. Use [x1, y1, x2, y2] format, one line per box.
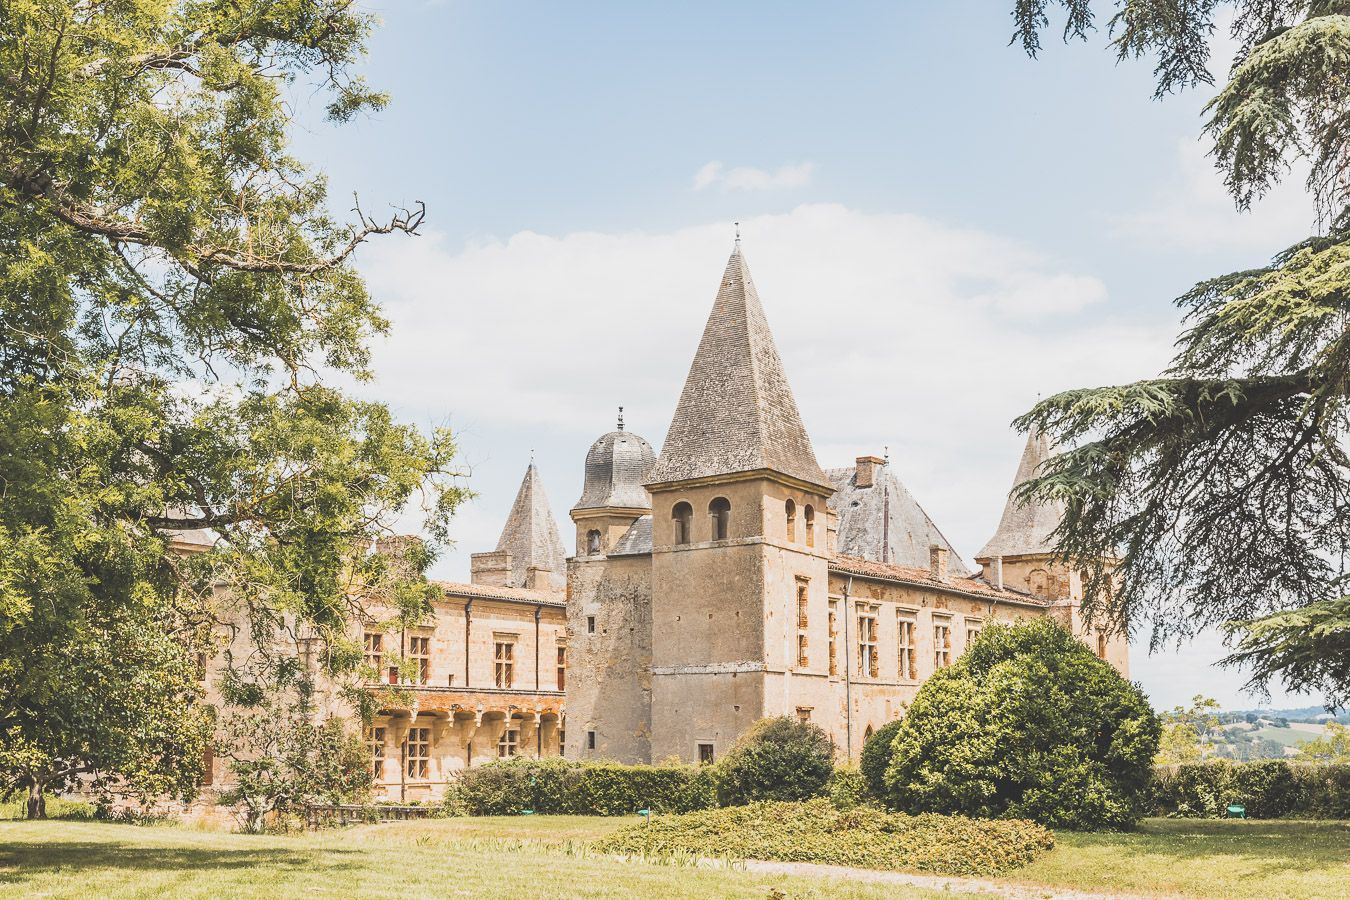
[290, 1, 1320, 711]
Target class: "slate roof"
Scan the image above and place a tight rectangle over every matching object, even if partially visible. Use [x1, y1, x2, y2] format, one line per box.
[976, 428, 1065, 559]
[494, 463, 568, 590]
[609, 515, 653, 556]
[826, 464, 970, 576]
[574, 429, 656, 512]
[829, 555, 1050, 607]
[646, 248, 831, 491]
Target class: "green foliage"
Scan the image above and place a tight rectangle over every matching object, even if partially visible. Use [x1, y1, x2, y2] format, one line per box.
[712, 716, 835, 807]
[1007, 1, 1350, 708]
[1156, 695, 1222, 764]
[592, 798, 1055, 877]
[448, 758, 715, 817]
[0, 1, 466, 814]
[883, 620, 1160, 830]
[216, 677, 372, 834]
[1152, 760, 1350, 819]
[1296, 721, 1350, 763]
[859, 719, 903, 799]
[824, 765, 867, 810]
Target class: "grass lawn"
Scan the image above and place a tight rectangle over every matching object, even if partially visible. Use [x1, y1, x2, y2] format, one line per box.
[1, 814, 1346, 898]
[0, 817, 943, 899]
[1012, 818, 1350, 899]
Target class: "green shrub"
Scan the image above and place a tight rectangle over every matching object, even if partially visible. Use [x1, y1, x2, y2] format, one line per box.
[859, 720, 903, 799]
[1151, 761, 1350, 818]
[450, 758, 713, 816]
[592, 798, 1054, 877]
[825, 765, 867, 810]
[884, 619, 1160, 830]
[713, 716, 835, 806]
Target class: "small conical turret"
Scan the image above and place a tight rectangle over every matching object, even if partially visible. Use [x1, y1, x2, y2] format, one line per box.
[472, 462, 567, 590]
[976, 427, 1065, 560]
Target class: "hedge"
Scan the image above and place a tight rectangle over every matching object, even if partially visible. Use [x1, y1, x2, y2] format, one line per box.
[447, 758, 716, 816]
[593, 798, 1055, 877]
[1152, 761, 1350, 819]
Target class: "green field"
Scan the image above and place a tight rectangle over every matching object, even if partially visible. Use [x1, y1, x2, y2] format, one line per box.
[1, 814, 1347, 899]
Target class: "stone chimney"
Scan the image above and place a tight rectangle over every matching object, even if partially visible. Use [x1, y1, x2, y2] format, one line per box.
[524, 565, 553, 590]
[929, 544, 950, 583]
[855, 455, 886, 489]
[990, 555, 1004, 591]
[470, 550, 513, 587]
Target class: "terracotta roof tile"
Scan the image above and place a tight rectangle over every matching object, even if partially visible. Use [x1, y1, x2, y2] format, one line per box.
[829, 554, 1049, 606]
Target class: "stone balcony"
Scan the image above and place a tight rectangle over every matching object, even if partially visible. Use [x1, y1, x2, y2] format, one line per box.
[369, 683, 565, 723]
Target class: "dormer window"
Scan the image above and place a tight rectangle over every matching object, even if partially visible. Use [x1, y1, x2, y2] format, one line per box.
[804, 505, 815, 548]
[586, 529, 602, 555]
[709, 497, 731, 541]
[672, 502, 693, 545]
[785, 499, 797, 542]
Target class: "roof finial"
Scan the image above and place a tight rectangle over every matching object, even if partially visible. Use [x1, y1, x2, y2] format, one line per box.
[883, 445, 890, 464]
[617, 406, 624, 431]
[529, 448, 535, 464]
[734, 221, 740, 248]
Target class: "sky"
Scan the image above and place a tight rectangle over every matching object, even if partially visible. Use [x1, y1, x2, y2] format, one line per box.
[288, 1, 1323, 711]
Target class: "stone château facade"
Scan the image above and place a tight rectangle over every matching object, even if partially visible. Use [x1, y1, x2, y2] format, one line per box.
[563, 246, 1128, 767]
[192, 245, 1129, 803]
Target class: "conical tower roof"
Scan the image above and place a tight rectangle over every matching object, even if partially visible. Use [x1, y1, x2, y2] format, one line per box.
[976, 428, 1065, 559]
[495, 463, 567, 590]
[646, 247, 830, 490]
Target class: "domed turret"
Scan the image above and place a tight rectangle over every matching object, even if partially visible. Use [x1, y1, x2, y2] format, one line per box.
[571, 409, 656, 557]
[573, 410, 656, 513]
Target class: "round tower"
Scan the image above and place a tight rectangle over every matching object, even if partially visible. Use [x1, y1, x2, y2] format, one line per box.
[571, 409, 655, 556]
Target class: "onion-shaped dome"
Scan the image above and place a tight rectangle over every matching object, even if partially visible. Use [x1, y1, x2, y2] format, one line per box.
[573, 428, 656, 512]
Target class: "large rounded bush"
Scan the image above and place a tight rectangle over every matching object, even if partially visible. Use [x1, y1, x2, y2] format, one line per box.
[859, 719, 903, 799]
[883, 619, 1160, 830]
[714, 716, 835, 806]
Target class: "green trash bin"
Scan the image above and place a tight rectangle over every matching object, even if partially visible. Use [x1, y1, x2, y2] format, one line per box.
[1227, 804, 1246, 819]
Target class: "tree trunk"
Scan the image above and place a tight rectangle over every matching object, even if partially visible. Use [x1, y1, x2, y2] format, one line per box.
[26, 778, 46, 820]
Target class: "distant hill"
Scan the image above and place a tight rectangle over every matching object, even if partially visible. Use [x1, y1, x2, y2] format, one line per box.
[1226, 706, 1350, 725]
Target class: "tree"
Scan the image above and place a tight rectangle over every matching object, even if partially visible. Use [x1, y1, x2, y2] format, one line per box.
[1295, 721, 1350, 763]
[713, 717, 835, 806]
[858, 719, 903, 799]
[1, 2, 465, 815]
[216, 666, 372, 834]
[1007, 1, 1350, 708]
[1156, 696, 1222, 764]
[884, 620, 1160, 830]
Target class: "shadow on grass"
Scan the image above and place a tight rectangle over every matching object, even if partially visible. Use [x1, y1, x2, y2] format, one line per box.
[0, 837, 361, 882]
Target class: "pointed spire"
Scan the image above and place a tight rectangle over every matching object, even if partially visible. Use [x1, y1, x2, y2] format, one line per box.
[646, 247, 830, 490]
[976, 427, 1065, 559]
[494, 462, 567, 590]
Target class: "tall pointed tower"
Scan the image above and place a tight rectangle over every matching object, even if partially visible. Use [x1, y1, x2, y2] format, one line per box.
[976, 429, 1128, 673]
[471, 462, 568, 591]
[645, 246, 836, 763]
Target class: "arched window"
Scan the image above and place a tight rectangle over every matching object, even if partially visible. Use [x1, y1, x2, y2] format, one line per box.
[709, 497, 731, 541]
[586, 529, 602, 555]
[785, 498, 797, 542]
[803, 505, 815, 548]
[863, 724, 874, 742]
[672, 502, 693, 546]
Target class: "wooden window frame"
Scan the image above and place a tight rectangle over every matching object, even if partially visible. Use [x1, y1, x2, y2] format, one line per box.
[404, 726, 431, 780]
[897, 610, 918, 680]
[494, 637, 517, 689]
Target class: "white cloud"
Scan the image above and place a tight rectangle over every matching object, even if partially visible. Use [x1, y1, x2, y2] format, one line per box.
[357, 203, 1171, 568]
[692, 160, 815, 192]
[354, 202, 1312, 708]
[1112, 136, 1317, 253]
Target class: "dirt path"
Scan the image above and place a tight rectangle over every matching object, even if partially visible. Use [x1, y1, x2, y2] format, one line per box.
[733, 859, 1155, 899]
